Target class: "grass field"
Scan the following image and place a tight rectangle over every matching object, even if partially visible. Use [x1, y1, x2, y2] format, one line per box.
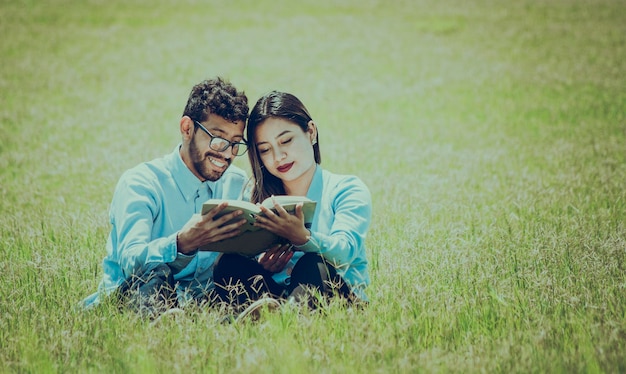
[1, 0, 625, 372]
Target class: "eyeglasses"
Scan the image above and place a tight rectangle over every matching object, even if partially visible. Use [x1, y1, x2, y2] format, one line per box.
[193, 120, 248, 156]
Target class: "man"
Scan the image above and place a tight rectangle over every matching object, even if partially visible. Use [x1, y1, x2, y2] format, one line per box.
[82, 77, 250, 316]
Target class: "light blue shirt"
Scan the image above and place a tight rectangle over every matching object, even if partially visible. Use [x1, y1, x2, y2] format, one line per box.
[82, 145, 248, 308]
[275, 165, 372, 300]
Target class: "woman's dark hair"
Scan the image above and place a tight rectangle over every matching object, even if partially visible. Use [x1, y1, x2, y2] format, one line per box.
[247, 91, 321, 203]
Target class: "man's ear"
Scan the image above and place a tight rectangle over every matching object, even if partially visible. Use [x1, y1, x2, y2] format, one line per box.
[180, 116, 194, 140]
[307, 120, 318, 144]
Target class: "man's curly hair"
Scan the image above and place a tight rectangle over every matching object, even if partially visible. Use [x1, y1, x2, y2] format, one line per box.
[182, 77, 249, 123]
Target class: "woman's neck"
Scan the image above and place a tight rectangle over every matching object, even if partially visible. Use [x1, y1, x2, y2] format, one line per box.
[282, 164, 316, 196]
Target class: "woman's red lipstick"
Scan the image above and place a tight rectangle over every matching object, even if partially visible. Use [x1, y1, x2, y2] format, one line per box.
[277, 162, 294, 173]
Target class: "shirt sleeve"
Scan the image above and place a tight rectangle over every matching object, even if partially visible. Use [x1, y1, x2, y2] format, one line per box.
[109, 172, 191, 278]
[298, 176, 372, 268]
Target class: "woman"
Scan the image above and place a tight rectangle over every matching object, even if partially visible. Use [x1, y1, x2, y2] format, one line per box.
[213, 91, 372, 307]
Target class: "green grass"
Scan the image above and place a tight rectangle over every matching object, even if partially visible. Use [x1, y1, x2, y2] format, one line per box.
[1, 0, 625, 372]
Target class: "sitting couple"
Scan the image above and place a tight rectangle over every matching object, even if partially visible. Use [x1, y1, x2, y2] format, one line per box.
[82, 77, 372, 318]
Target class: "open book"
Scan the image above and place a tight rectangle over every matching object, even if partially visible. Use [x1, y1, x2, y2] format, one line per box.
[198, 196, 317, 256]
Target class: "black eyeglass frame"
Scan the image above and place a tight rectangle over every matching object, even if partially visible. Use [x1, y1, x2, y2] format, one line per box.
[193, 120, 248, 156]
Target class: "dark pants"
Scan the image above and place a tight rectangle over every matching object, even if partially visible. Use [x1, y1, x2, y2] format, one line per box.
[117, 263, 178, 317]
[213, 252, 354, 308]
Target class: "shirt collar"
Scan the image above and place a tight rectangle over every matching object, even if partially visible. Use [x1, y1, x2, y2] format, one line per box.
[170, 144, 216, 202]
[306, 164, 324, 203]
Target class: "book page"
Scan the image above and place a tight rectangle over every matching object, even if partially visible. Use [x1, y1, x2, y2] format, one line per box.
[260, 195, 313, 210]
[201, 199, 262, 231]
[201, 199, 260, 216]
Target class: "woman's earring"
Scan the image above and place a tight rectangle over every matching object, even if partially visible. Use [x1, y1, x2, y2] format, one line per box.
[312, 139, 317, 145]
